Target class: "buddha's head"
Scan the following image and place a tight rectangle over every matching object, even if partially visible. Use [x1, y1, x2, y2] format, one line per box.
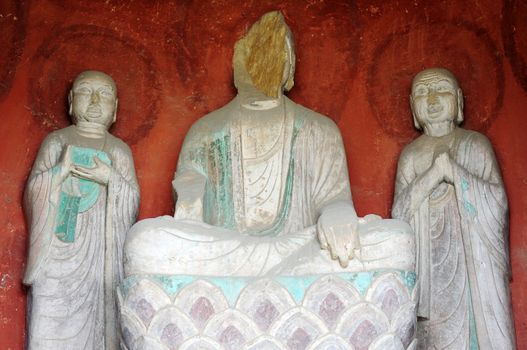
[69, 70, 118, 129]
[410, 68, 464, 134]
[233, 11, 295, 98]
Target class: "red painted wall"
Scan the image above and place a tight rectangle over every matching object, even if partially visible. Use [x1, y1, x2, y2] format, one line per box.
[0, 0, 525, 348]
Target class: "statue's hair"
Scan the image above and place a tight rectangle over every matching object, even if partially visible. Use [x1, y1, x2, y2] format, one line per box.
[73, 70, 117, 92]
[412, 68, 459, 90]
[233, 11, 294, 97]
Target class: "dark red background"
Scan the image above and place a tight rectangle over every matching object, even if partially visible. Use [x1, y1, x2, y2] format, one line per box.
[0, 0, 526, 348]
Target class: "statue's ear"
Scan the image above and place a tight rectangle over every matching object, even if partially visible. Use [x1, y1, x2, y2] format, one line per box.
[112, 98, 118, 124]
[283, 34, 295, 92]
[68, 90, 73, 117]
[284, 74, 294, 92]
[456, 87, 464, 125]
[410, 94, 421, 130]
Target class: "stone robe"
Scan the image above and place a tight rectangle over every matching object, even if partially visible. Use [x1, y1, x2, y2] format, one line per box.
[24, 126, 139, 350]
[392, 128, 515, 349]
[125, 96, 414, 277]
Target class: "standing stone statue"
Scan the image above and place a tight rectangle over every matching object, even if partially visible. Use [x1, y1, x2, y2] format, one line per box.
[125, 11, 413, 279]
[392, 68, 515, 349]
[24, 71, 140, 349]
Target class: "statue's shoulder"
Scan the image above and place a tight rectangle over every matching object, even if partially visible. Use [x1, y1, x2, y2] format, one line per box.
[189, 99, 238, 136]
[289, 99, 340, 134]
[455, 128, 493, 150]
[106, 132, 133, 156]
[40, 126, 74, 148]
[398, 134, 430, 160]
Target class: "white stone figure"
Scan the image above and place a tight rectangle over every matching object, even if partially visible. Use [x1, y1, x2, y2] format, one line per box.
[24, 71, 140, 350]
[125, 12, 413, 278]
[392, 68, 516, 349]
[119, 12, 417, 350]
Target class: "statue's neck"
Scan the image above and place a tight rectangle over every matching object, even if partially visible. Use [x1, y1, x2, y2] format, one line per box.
[238, 88, 284, 111]
[422, 120, 456, 137]
[74, 121, 107, 138]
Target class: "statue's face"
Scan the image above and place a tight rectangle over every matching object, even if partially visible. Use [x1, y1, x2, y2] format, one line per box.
[411, 69, 459, 128]
[70, 71, 117, 127]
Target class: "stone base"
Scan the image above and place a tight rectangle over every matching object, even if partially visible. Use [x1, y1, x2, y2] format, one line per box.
[118, 270, 417, 349]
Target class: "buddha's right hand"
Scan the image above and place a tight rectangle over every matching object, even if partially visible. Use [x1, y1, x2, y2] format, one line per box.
[317, 201, 359, 268]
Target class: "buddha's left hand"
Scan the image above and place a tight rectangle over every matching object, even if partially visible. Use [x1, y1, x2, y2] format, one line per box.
[317, 201, 359, 268]
[71, 156, 112, 185]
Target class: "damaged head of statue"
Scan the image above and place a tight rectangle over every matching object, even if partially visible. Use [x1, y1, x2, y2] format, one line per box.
[233, 11, 295, 99]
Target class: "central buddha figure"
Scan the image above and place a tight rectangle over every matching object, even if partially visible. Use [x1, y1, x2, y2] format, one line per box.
[124, 12, 413, 277]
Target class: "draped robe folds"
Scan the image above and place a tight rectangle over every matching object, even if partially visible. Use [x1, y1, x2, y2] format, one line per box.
[125, 96, 414, 277]
[24, 126, 139, 350]
[392, 128, 515, 349]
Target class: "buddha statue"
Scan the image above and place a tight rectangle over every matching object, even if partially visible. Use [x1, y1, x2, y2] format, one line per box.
[124, 11, 413, 279]
[118, 12, 417, 350]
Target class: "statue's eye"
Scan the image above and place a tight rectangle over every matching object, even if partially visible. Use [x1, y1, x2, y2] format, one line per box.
[435, 82, 453, 92]
[76, 87, 90, 94]
[414, 86, 427, 96]
[99, 89, 113, 97]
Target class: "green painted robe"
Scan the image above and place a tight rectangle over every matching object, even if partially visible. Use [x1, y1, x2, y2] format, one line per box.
[24, 126, 139, 350]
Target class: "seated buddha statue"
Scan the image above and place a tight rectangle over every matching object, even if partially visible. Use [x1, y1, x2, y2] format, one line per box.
[124, 11, 414, 278]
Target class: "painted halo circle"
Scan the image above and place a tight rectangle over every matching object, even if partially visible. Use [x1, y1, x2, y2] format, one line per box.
[367, 21, 504, 142]
[29, 24, 161, 145]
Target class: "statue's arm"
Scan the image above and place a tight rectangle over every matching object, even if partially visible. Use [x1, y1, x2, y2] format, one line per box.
[23, 133, 67, 285]
[30, 135, 72, 185]
[448, 134, 510, 275]
[105, 142, 140, 282]
[310, 119, 359, 267]
[450, 133, 504, 187]
[108, 142, 139, 193]
[106, 142, 140, 222]
[392, 148, 446, 221]
[172, 169, 207, 221]
[172, 124, 208, 221]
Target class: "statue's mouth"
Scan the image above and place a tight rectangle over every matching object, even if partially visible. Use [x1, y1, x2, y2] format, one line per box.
[427, 104, 443, 116]
[86, 105, 102, 118]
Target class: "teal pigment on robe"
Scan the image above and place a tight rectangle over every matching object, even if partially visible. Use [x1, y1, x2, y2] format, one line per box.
[54, 146, 111, 242]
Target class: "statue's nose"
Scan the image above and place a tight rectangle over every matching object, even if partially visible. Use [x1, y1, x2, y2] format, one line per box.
[90, 92, 100, 103]
[427, 92, 438, 104]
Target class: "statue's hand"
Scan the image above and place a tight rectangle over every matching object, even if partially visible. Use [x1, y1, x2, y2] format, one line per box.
[433, 151, 454, 183]
[71, 156, 111, 185]
[317, 204, 359, 268]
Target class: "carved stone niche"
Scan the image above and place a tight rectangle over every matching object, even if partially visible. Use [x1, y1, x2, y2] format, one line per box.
[117, 11, 417, 350]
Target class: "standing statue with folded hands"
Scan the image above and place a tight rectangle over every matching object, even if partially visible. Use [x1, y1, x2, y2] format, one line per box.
[393, 68, 515, 349]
